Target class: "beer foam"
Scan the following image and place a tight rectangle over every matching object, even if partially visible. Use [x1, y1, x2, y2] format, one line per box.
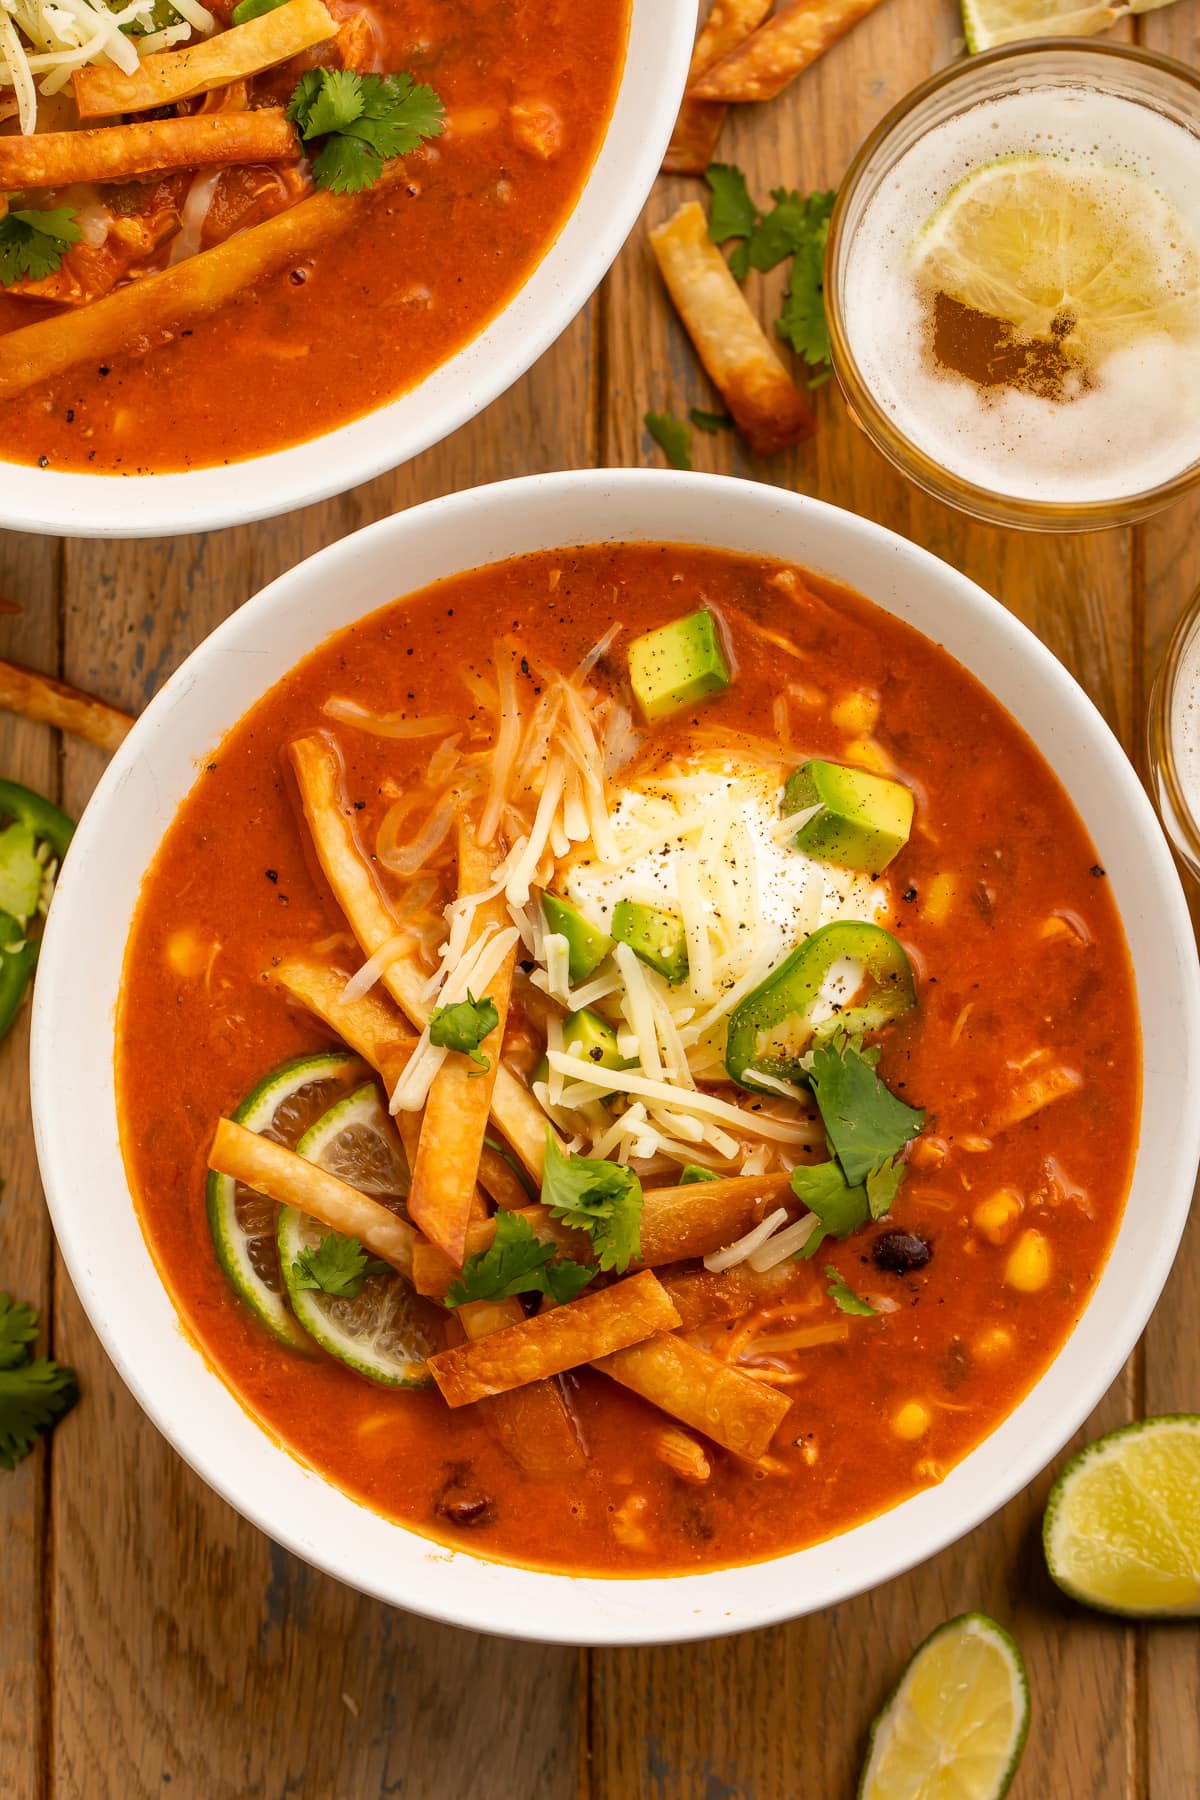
[1171, 625, 1200, 827]
[843, 85, 1200, 504]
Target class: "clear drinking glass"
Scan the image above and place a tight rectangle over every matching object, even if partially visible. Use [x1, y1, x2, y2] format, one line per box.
[825, 42, 1200, 532]
[1148, 583, 1200, 884]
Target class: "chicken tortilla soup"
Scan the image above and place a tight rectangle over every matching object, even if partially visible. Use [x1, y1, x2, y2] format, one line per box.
[117, 545, 1139, 1576]
[0, 0, 628, 473]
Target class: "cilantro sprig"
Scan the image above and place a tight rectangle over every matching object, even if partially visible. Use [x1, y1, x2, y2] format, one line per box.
[0, 208, 81, 289]
[704, 164, 836, 385]
[0, 1292, 78, 1470]
[644, 409, 693, 471]
[429, 990, 499, 1071]
[446, 1210, 595, 1308]
[791, 1030, 924, 1261]
[288, 69, 444, 196]
[825, 1266, 877, 1317]
[291, 1232, 389, 1299]
[541, 1131, 643, 1273]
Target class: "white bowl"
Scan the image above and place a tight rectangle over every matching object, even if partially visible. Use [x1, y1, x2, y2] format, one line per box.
[0, 2, 695, 540]
[32, 471, 1200, 1645]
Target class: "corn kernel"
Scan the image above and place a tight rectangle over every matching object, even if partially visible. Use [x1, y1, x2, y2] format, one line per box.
[923, 872, 957, 927]
[166, 926, 212, 980]
[892, 1400, 931, 1441]
[973, 1326, 1014, 1361]
[973, 1188, 1023, 1246]
[841, 735, 891, 775]
[831, 688, 880, 735]
[1004, 1228, 1052, 1293]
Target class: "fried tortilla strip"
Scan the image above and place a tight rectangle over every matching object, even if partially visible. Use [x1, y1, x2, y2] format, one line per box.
[210, 1117, 418, 1278]
[456, 1297, 585, 1476]
[0, 182, 377, 404]
[598, 1334, 791, 1458]
[0, 112, 299, 190]
[650, 201, 815, 454]
[476, 1142, 532, 1212]
[428, 1271, 681, 1406]
[73, 0, 335, 117]
[658, 1261, 786, 1332]
[663, 0, 771, 176]
[287, 736, 552, 1177]
[0, 656, 132, 752]
[637, 1170, 794, 1265]
[693, 0, 890, 104]
[407, 817, 517, 1266]
[272, 953, 416, 1076]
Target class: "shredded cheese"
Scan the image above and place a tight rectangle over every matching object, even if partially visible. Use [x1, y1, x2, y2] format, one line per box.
[1, 0, 214, 131]
[703, 1206, 790, 1273]
[389, 923, 518, 1114]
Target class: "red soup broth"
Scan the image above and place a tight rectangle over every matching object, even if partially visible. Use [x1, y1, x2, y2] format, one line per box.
[116, 545, 1139, 1576]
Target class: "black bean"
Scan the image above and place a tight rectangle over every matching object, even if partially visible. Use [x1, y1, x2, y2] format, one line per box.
[872, 1230, 932, 1275]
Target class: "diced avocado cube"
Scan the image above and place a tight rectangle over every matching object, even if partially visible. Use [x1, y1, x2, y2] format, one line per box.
[612, 899, 689, 985]
[542, 892, 614, 984]
[627, 609, 732, 724]
[530, 1053, 550, 1090]
[562, 1008, 626, 1073]
[783, 760, 914, 874]
[678, 1163, 720, 1185]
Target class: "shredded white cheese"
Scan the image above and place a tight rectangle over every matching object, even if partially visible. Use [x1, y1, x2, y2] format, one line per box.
[1, 0, 214, 132]
[703, 1207, 790, 1273]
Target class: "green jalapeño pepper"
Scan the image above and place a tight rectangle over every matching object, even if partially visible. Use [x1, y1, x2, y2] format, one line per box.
[0, 779, 75, 1042]
[724, 920, 915, 1094]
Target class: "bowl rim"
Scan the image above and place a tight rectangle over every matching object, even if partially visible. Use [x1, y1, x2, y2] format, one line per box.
[31, 469, 1200, 1645]
[0, 0, 695, 540]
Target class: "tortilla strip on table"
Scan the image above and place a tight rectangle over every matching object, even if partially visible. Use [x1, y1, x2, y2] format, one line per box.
[455, 1297, 585, 1476]
[287, 735, 553, 1179]
[0, 656, 133, 752]
[596, 1333, 790, 1459]
[427, 1271, 681, 1406]
[407, 815, 517, 1267]
[210, 1117, 418, 1278]
[0, 112, 299, 190]
[692, 0, 890, 104]
[663, 0, 771, 176]
[649, 201, 815, 455]
[0, 182, 375, 405]
[73, 0, 335, 117]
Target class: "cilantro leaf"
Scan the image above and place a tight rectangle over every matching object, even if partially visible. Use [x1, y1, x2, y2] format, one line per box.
[678, 1163, 720, 1184]
[689, 408, 733, 434]
[288, 70, 445, 196]
[0, 822, 42, 923]
[749, 187, 834, 274]
[790, 1158, 869, 1259]
[0, 1294, 78, 1470]
[866, 1155, 906, 1221]
[705, 161, 758, 252]
[541, 1131, 643, 1273]
[645, 409, 693, 471]
[0, 208, 81, 288]
[807, 1034, 925, 1188]
[429, 989, 499, 1070]
[446, 1210, 595, 1308]
[291, 1232, 389, 1299]
[825, 1265, 877, 1317]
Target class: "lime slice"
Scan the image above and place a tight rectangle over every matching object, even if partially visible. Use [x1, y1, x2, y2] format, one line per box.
[279, 1087, 440, 1387]
[1044, 1415, 1200, 1617]
[961, 0, 1172, 54]
[911, 153, 1199, 358]
[858, 1613, 1029, 1800]
[206, 1049, 367, 1348]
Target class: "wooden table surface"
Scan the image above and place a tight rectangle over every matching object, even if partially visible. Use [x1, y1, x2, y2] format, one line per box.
[3, 2, 1200, 1794]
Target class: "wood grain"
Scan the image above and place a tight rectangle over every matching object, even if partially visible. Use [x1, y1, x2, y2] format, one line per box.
[1, 0, 1198, 1793]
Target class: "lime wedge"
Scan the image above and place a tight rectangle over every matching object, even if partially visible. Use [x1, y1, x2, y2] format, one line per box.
[1044, 1415, 1200, 1616]
[911, 153, 1199, 358]
[858, 1613, 1029, 1800]
[279, 1087, 440, 1387]
[206, 1049, 367, 1348]
[961, 1, 1174, 54]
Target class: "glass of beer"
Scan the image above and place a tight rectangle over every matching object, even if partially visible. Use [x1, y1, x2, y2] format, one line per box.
[826, 42, 1200, 531]
[1148, 582, 1200, 883]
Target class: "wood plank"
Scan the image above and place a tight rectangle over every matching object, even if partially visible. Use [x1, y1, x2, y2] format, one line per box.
[0, 531, 60, 1800]
[1133, 8, 1200, 1793]
[590, 2, 1140, 1793]
[47, 314, 596, 1799]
